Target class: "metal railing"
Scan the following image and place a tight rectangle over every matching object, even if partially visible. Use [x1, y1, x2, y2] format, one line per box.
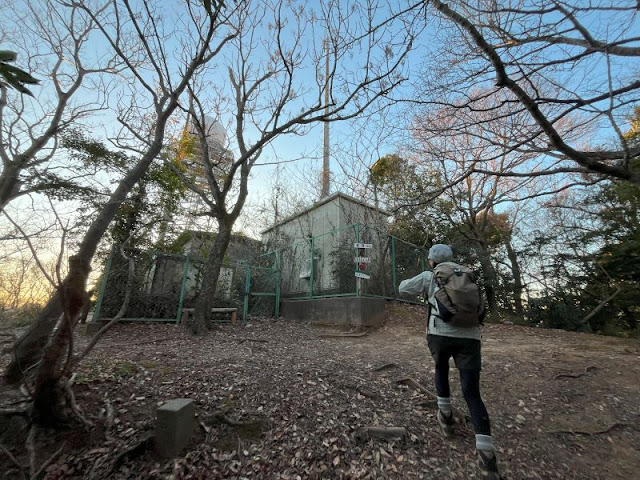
[93, 247, 279, 323]
[268, 223, 429, 302]
[92, 223, 428, 324]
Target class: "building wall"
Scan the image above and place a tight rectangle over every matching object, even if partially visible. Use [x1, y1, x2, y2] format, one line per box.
[262, 193, 388, 297]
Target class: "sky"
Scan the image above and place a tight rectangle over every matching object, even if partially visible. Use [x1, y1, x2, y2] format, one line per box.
[1, 0, 421, 281]
[2, 0, 640, 294]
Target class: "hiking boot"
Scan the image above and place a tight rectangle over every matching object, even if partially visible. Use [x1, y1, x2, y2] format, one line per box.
[437, 409, 454, 438]
[478, 450, 501, 479]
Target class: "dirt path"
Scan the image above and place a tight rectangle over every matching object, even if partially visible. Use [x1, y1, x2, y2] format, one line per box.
[2, 304, 639, 479]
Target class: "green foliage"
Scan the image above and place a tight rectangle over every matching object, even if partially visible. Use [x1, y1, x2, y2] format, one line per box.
[527, 294, 592, 332]
[0, 50, 39, 96]
[57, 130, 189, 251]
[167, 231, 195, 254]
[61, 129, 128, 170]
[474, 211, 512, 246]
[15, 129, 129, 204]
[372, 153, 450, 247]
[531, 145, 640, 336]
[582, 177, 640, 333]
[27, 172, 99, 203]
[112, 361, 139, 379]
[111, 155, 188, 251]
[111, 182, 149, 246]
[370, 154, 406, 187]
[574, 104, 640, 331]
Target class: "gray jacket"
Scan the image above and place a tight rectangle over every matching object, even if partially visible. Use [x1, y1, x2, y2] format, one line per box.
[399, 270, 481, 340]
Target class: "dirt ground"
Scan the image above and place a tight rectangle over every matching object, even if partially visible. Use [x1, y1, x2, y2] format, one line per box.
[2, 303, 640, 479]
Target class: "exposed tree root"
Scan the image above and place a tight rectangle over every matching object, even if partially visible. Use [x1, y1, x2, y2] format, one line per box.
[318, 332, 368, 338]
[32, 442, 66, 480]
[107, 434, 154, 478]
[342, 383, 379, 399]
[237, 338, 268, 344]
[103, 394, 114, 430]
[204, 411, 256, 427]
[372, 362, 398, 372]
[91, 336, 176, 349]
[64, 381, 93, 428]
[0, 441, 26, 479]
[554, 365, 599, 380]
[395, 377, 437, 400]
[546, 421, 628, 436]
[26, 427, 36, 478]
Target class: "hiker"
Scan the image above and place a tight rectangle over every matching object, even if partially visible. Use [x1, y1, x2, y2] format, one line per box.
[399, 244, 501, 480]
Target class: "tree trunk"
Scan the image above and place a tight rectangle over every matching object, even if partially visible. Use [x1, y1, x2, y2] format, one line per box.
[32, 256, 90, 425]
[0, 162, 22, 212]
[4, 293, 62, 383]
[189, 220, 233, 334]
[477, 243, 498, 312]
[4, 125, 168, 385]
[505, 239, 524, 314]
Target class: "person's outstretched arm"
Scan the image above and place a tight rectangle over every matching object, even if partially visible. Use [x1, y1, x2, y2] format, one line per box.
[399, 271, 431, 296]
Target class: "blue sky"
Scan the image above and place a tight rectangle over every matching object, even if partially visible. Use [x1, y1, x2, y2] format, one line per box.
[3, 0, 640, 244]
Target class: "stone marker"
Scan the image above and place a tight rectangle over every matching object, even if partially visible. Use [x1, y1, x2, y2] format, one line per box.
[155, 398, 195, 458]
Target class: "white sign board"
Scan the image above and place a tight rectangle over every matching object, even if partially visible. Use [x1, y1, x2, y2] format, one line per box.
[354, 256, 370, 263]
[354, 243, 373, 249]
[355, 271, 371, 280]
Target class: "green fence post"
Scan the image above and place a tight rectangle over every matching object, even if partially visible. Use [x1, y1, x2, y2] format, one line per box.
[92, 245, 115, 323]
[176, 255, 191, 324]
[309, 236, 315, 298]
[243, 265, 251, 322]
[275, 250, 281, 319]
[391, 235, 397, 297]
[355, 223, 360, 296]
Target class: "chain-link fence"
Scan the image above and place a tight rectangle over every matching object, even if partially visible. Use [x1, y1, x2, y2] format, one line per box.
[273, 223, 429, 301]
[92, 225, 428, 324]
[93, 247, 279, 323]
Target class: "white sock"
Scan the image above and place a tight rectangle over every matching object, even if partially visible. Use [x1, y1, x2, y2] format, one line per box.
[476, 434, 496, 455]
[437, 396, 452, 416]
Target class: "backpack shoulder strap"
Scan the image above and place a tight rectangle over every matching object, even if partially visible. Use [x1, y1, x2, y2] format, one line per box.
[433, 262, 457, 285]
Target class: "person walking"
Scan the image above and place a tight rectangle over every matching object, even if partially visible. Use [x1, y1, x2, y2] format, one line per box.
[399, 244, 501, 480]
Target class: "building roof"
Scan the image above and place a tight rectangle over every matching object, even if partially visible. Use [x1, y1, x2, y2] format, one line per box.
[261, 191, 390, 234]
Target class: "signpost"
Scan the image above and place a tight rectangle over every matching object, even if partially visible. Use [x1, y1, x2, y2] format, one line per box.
[354, 242, 372, 294]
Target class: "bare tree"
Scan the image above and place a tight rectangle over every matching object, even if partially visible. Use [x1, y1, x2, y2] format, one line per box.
[169, 0, 425, 332]
[412, 1, 640, 185]
[0, 254, 56, 310]
[0, 0, 124, 212]
[408, 96, 552, 311]
[4, 0, 238, 426]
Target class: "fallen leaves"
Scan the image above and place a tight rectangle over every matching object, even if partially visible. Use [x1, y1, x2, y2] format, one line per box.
[3, 308, 639, 479]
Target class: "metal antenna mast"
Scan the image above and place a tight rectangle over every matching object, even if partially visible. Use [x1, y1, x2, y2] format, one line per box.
[321, 37, 331, 198]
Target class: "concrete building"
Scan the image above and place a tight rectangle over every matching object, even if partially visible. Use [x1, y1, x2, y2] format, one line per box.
[261, 192, 391, 328]
[145, 230, 261, 302]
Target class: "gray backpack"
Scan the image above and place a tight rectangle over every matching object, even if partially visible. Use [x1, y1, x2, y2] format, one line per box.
[432, 262, 484, 328]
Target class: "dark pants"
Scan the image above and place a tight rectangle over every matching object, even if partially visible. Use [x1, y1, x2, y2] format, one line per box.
[427, 334, 491, 436]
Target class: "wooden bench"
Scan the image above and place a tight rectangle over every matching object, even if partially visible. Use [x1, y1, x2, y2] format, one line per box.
[180, 307, 237, 325]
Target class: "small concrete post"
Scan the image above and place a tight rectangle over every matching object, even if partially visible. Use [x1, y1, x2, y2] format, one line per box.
[154, 398, 195, 458]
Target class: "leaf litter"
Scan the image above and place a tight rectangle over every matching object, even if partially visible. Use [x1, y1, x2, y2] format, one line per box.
[1, 303, 639, 479]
